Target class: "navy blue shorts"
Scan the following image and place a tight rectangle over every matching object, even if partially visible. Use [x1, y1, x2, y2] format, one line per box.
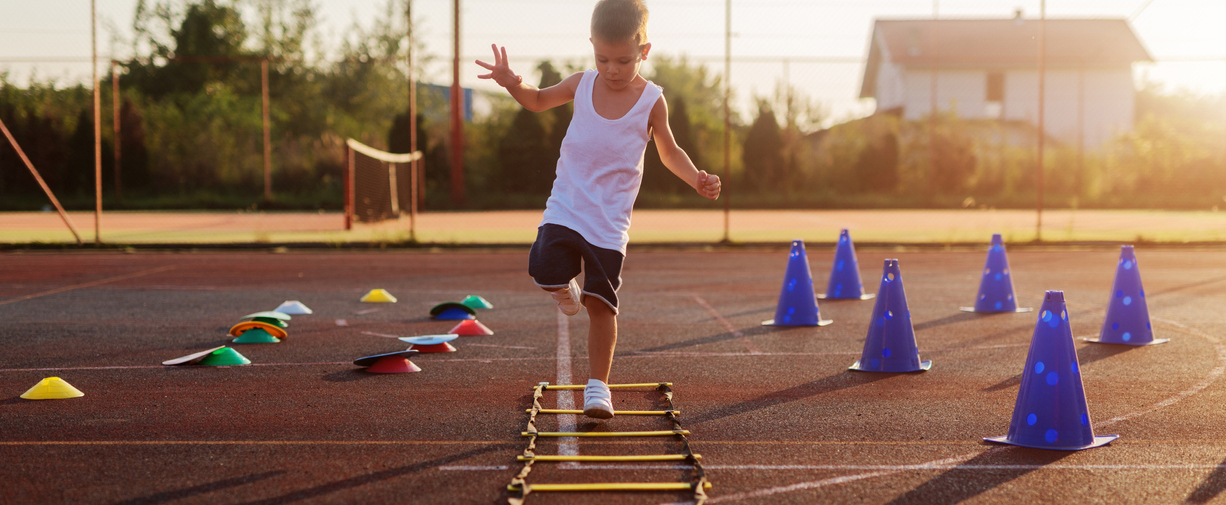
[528, 224, 624, 314]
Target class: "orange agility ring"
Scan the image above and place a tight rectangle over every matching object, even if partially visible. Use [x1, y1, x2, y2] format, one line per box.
[228, 321, 288, 339]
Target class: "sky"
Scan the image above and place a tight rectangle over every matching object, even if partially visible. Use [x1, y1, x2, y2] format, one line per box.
[2, 0, 1224, 123]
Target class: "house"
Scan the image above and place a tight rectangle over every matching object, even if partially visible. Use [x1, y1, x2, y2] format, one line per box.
[859, 15, 1151, 147]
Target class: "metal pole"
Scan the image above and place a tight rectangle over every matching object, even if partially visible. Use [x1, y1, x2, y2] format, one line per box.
[449, 0, 466, 206]
[721, 0, 730, 244]
[112, 60, 121, 202]
[262, 58, 272, 201]
[344, 144, 353, 230]
[1036, 0, 1046, 241]
[0, 118, 83, 244]
[408, 0, 419, 239]
[928, 0, 937, 189]
[92, 0, 101, 244]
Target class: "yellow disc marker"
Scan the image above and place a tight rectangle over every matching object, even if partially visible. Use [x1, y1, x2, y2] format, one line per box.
[360, 289, 397, 303]
[21, 377, 84, 400]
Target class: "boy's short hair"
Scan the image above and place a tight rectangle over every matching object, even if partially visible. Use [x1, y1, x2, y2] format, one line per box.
[591, 0, 649, 47]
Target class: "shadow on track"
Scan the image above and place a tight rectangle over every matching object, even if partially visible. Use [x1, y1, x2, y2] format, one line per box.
[620, 326, 777, 355]
[111, 471, 286, 505]
[885, 447, 1070, 505]
[689, 371, 891, 426]
[982, 344, 1136, 392]
[1186, 456, 1226, 504]
[321, 369, 382, 383]
[912, 312, 981, 332]
[234, 445, 515, 505]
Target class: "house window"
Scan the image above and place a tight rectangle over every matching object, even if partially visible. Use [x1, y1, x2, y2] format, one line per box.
[985, 72, 1004, 118]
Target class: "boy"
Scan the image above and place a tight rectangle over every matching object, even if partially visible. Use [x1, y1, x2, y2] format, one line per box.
[477, 0, 720, 419]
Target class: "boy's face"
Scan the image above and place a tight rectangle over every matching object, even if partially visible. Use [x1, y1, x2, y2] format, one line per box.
[590, 37, 650, 91]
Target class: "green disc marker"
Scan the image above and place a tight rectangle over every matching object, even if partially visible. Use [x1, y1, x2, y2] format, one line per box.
[461, 295, 494, 310]
[198, 347, 252, 366]
[232, 328, 282, 344]
[252, 317, 288, 328]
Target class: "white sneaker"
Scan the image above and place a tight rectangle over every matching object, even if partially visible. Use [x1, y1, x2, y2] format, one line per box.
[583, 379, 614, 419]
[550, 278, 583, 316]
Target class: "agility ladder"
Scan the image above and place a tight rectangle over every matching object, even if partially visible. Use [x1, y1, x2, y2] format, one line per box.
[506, 382, 710, 504]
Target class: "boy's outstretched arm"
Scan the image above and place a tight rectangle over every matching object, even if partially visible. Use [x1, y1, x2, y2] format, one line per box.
[476, 44, 579, 112]
[649, 95, 721, 201]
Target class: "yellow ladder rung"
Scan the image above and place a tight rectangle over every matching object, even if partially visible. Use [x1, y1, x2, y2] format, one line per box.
[541, 382, 672, 390]
[529, 409, 680, 415]
[523, 430, 689, 437]
[518, 454, 701, 462]
[508, 482, 712, 492]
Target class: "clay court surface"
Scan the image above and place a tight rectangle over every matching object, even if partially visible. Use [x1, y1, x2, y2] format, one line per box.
[4, 209, 1226, 245]
[2, 247, 1226, 504]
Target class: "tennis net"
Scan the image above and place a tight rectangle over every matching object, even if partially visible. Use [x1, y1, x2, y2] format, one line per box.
[344, 139, 422, 234]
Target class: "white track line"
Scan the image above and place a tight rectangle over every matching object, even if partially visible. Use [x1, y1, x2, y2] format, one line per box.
[701, 451, 992, 504]
[555, 308, 579, 463]
[1099, 318, 1226, 428]
[0, 265, 177, 306]
[692, 295, 762, 354]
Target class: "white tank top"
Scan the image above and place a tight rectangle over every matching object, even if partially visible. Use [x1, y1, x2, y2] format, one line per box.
[540, 69, 662, 253]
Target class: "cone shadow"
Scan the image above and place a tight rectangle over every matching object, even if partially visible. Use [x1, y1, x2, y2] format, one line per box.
[111, 471, 286, 505]
[983, 344, 1137, 393]
[689, 372, 890, 426]
[1186, 456, 1226, 504]
[321, 369, 383, 383]
[885, 448, 1071, 505]
[912, 312, 981, 332]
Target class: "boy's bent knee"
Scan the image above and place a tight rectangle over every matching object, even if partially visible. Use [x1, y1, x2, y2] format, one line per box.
[583, 296, 616, 317]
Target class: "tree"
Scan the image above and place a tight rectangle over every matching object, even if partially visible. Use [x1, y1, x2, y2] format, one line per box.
[856, 130, 899, 193]
[642, 96, 699, 195]
[741, 101, 785, 193]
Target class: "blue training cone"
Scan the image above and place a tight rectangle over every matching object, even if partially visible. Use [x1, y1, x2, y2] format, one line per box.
[850, 259, 931, 372]
[818, 229, 875, 301]
[762, 239, 832, 327]
[986, 290, 1118, 451]
[1086, 246, 1168, 346]
[962, 233, 1032, 313]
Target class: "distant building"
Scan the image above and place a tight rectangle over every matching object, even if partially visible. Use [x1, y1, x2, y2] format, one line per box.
[860, 15, 1151, 147]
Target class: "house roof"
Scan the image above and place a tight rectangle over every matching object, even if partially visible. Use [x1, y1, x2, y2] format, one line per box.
[860, 18, 1151, 98]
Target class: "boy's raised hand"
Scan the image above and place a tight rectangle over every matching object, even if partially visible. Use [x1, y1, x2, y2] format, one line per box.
[696, 170, 721, 201]
[476, 44, 523, 89]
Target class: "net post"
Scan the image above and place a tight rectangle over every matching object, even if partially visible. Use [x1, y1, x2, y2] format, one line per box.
[387, 160, 400, 217]
[409, 154, 418, 242]
[344, 144, 353, 230]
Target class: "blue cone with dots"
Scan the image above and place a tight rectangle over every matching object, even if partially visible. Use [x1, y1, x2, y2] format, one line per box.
[1087, 246, 1168, 346]
[849, 259, 931, 373]
[985, 290, 1118, 451]
[763, 239, 832, 327]
[962, 234, 1032, 313]
[818, 229, 875, 301]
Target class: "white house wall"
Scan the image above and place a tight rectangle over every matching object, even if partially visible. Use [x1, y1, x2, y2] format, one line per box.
[893, 67, 1133, 147]
[874, 60, 907, 111]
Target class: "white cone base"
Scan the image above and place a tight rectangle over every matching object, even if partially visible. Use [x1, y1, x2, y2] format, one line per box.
[1083, 337, 1170, 346]
[984, 434, 1118, 451]
[817, 294, 876, 300]
[960, 307, 1034, 313]
[848, 360, 932, 373]
[761, 319, 833, 327]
